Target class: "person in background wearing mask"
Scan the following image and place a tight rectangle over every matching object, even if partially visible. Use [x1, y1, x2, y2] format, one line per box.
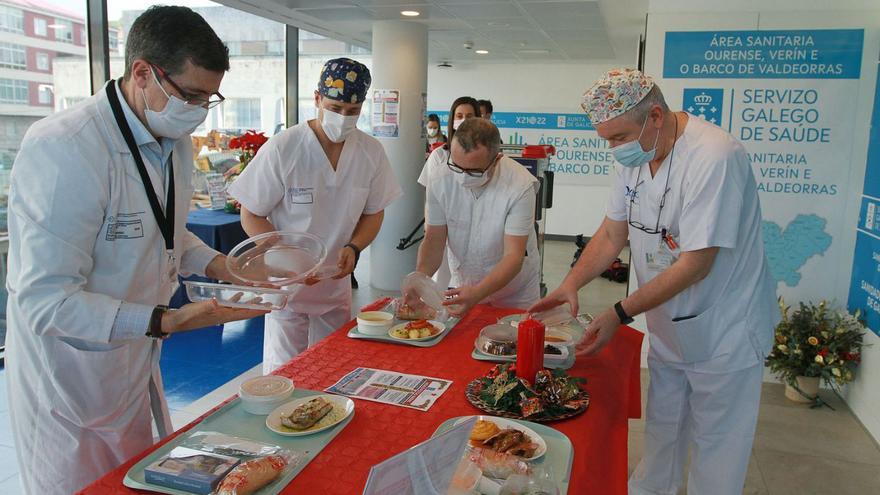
[228, 58, 402, 373]
[417, 96, 480, 290]
[411, 118, 540, 317]
[426, 113, 447, 155]
[478, 99, 494, 121]
[6, 7, 268, 494]
[530, 69, 777, 495]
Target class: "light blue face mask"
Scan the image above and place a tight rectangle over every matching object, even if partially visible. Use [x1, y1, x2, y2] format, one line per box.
[610, 114, 660, 168]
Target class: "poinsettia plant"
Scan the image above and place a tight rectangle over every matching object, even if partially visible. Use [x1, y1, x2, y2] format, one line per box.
[225, 130, 269, 178]
[766, 299, 866, 392]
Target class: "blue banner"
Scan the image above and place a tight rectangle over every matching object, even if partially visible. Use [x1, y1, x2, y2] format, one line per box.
[427, 111, 595, 131]
[848, 65, 880, 335]
[663, 29, 864, 79]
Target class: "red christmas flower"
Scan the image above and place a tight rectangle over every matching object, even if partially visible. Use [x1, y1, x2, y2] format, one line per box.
[818, 348, 829, 358]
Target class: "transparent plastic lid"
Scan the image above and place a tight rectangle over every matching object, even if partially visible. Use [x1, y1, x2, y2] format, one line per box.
[398, 271, 449, 322]
[226, 231, 327, 286]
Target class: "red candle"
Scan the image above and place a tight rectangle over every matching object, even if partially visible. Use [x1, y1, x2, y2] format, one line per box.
[516, 317, 546, 384]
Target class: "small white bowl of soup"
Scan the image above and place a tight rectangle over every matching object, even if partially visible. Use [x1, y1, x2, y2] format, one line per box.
[357, 311, 394, 335]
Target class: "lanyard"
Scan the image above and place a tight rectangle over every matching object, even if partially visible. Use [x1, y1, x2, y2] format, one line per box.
[105, 80, 175, 253]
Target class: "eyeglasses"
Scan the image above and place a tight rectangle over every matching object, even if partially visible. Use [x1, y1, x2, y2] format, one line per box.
[152, 65, 225, 109]
[447, 153, 498, 177]
[627, 174, 670, 235]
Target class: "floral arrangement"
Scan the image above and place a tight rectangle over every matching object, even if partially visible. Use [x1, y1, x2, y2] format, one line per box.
[225, 130, 269, 178]
[766, 299, 866, 393]
[475, 364, 588, 419]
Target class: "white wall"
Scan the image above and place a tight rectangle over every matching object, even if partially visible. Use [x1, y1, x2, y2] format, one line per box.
[426, 61, 631, 237]
[641, 3, 880, 442]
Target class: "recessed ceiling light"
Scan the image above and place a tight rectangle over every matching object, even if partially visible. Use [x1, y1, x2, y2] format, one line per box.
[401, 10, 420, 17]
[475, 49, 489, 55]
[518, 49, 550, 55]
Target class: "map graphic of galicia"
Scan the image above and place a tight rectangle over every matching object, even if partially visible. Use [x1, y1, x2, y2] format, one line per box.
[762, 214, 833, 287]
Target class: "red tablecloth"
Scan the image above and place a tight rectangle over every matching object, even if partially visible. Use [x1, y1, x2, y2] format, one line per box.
[80, 302, 644, 495]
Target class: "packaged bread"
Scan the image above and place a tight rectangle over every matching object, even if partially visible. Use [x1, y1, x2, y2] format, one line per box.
[215, 455, 287, 495]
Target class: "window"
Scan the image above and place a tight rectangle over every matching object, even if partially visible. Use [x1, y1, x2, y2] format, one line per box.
[0, 79, 28, 104]
[0, 43, 26, 70]
[36, 52, 50, 71]
[224, 98, 261, 130]
[38, 85, 53, 105]
[54, 19, 74, 43]
[0, 6, 23, 33]
[108, 1, 286, 137]
[34, 18, 47, 36]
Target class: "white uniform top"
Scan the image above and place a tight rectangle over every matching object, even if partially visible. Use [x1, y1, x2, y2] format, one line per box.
[228, 122, 402, 315]
[424, 154, 541, 309]
[418, 145, 449, 187]
[607, 115, 779, 373]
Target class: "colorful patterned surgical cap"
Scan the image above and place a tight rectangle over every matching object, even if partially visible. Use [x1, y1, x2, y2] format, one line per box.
[581, 68, 654, 125]
[317, 58, 372, 104]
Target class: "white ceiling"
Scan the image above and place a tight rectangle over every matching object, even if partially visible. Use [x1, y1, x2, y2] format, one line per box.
[218, 0, 646, 64]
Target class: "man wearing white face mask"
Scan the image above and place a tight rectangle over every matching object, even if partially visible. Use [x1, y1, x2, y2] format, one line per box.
[412, 118, 541, 317]
[229, 58, 402, 373]
[531, 69, 777, 495]
[6, 7, 269, 494]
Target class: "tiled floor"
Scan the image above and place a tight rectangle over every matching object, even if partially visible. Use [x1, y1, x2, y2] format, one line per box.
[0, 240, 878, 493]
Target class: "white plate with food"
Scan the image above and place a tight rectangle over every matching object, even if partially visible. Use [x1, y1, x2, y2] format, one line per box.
[455, 415, 548, 461]
[266, 394, 354, 437]
[388, 320, 445, 342]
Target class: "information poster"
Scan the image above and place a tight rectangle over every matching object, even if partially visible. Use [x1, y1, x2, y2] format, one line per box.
[848, 65, 880, 336]
[325, 367, 451, 411]
[651, 28, 865, 303]
[427, 110, 614, 187]
[372, 89, 400, 138]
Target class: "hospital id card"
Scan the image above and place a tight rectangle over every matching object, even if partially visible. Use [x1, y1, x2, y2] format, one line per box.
[646, 235, 680, 273]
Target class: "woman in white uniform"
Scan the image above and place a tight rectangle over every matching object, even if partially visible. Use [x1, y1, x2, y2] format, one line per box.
[532, 69, 778, 495]
[413, 118, 541, 316]
[6, 8, 267, 494]
[228, 58, 402, 374]
[418, 96, 481, 290]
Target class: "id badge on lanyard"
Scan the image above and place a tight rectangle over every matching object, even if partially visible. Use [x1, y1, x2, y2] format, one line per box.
[646, 229, 680, 273]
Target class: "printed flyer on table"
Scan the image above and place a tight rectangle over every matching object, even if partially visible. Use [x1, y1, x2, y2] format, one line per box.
[325, 367, 452, 411]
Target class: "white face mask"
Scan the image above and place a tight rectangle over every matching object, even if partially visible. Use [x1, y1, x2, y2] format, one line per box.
[321, 108, 359, 143]
[455, 156, 496, 189]
[427, 127, 438, 137]
[142, 70, 208, 140]
[453, 118, 465, 130]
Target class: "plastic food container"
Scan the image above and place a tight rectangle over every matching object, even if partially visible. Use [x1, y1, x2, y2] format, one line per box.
[226, 231, 327, 286]
[397, 271, 449, 322]
[356, 311, 394, 335]
[183, 281, 292, 310]
[238, 376, 294, 415]
[476, 324, 518, 357]
[544, 329, 575, 347]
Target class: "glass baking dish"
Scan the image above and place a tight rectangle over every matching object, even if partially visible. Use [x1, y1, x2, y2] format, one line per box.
[183, 280, 293, 311]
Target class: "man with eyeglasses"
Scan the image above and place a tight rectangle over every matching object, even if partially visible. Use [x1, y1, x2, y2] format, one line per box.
[531, 69, 778, 495]
[412, 118, 541, 317]
[6, 7, 267, 494]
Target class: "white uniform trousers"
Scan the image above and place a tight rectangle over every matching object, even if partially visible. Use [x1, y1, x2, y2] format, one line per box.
[262, 305, 351, 374]
[629, 359, 763, 495]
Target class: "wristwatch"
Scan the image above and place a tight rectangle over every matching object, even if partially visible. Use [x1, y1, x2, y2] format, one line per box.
[146, 305, 170, 339]
[344, 242, 362, 262]
[613, 301, 634, 325]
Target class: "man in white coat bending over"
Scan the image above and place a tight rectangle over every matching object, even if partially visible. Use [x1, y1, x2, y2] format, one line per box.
[6, 7, 267, 494]
[413, 118, 541, 316]
[228, 58, 402, 373]
[531, 69, 778, 495]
